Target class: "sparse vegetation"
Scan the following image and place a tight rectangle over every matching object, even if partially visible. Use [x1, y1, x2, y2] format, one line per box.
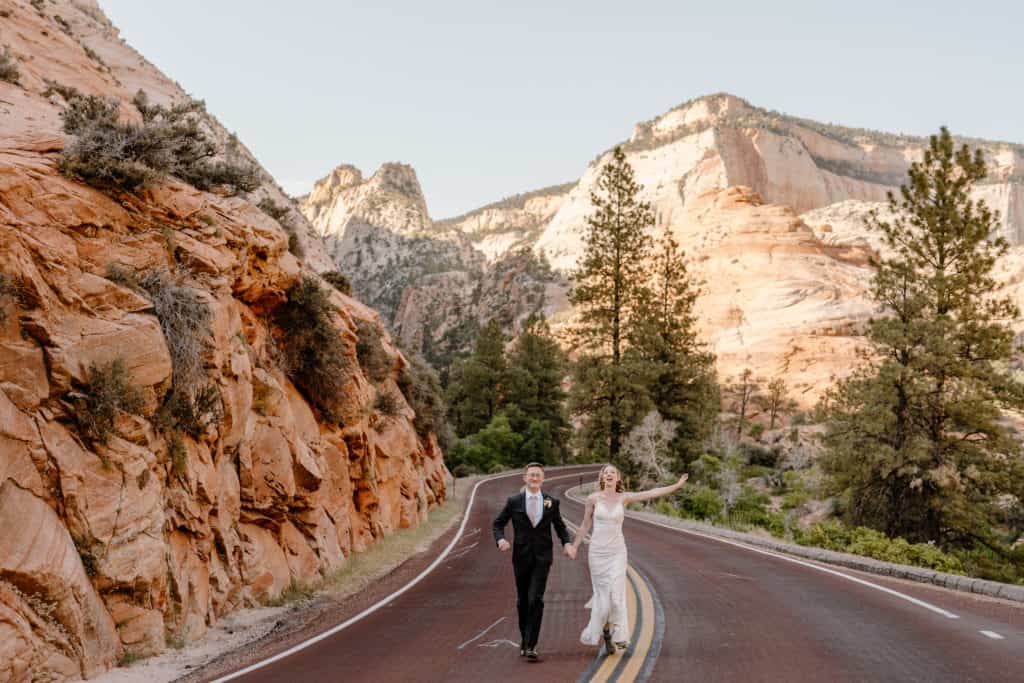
[274, 275, 352, 423]
[168, 431, 187, 479]
[397, 352, 453, 451]
[321, 271, 352, 296]
[137, 269, 211, 393]
[257, 197, 290, 222]
[0, 273, 11, 324]
[356, 319, 392, 383]
[59, 91, 259, 194]
[73, 358, 145, 444]
[0, 48, 20, 84]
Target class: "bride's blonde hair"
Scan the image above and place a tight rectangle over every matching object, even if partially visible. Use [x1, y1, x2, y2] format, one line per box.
[597, 464, 624, 493]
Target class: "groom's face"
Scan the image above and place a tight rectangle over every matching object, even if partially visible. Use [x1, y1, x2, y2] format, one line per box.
[524, 466, 544, 492]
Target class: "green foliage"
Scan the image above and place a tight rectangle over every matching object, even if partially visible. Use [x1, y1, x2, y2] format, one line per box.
[631, 225, 720, 465]
[448, 413, 523, 473]
[748, 423, 765, 440]
[59, 91, 259, 194]
[673, 484, 723, 520]
[794, 521, 966, 575]
[397, 352, 454, 451]
[321, 271, 352, 296]
[445, 319, 506, 437]
[74, 358, 145, 444]
[288, 233, 304, 258]
[739, 442, 780, 468]
[569, 147, 656, 463]
[822, 128, 1024, 555]
[0, 48, 19, 84]
[274, 275, 352, 423]
[356, 319, 392, 383]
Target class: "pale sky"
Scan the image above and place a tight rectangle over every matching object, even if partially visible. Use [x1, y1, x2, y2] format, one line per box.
[99, 1, 1022, 218]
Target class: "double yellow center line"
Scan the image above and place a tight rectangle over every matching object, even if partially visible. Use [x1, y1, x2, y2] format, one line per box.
[565, 518, 661, 683]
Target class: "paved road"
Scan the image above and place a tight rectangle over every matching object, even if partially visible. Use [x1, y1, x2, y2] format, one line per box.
[555, 481, 1024, 683]
[214, 467, 1023, 682]
[214, 466, 604, 682]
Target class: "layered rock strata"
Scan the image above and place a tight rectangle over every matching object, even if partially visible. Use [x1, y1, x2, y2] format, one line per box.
[0, 1, 448, 679]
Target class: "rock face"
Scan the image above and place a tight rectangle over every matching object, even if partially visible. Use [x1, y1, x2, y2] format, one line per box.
[305, 93, 1024, 398]
[0, 1, 448, 679]
[300, 165, 558, 368]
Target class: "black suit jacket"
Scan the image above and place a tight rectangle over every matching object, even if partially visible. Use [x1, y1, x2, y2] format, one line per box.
[492, 491, 572, 565]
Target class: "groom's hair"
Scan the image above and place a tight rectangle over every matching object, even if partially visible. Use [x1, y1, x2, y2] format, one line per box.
[525, 462, 544, 472]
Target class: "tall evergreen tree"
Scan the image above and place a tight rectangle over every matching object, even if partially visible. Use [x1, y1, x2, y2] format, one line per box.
[634, 225, 719, 463]
[502, 314, 571, 464]
[568, 147, 656, 462]
[445, 319, 506, 437]
[823, 128, 1024, 557]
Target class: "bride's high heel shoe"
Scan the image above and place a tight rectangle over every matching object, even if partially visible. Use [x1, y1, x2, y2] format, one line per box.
[602, 626, 614, 655]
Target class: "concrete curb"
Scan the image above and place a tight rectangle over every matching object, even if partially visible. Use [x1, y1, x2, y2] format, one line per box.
[565, 486, 1024, 604]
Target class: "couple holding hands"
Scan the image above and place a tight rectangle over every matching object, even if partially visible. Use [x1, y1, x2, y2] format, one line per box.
[492, 462, 687, 661]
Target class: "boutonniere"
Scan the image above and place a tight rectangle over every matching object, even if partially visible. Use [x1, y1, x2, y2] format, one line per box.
[543, 499, 552, 509]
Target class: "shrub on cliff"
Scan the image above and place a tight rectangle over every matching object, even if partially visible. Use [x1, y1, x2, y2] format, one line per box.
[397, 352, 454, 451]
[356, 319, 391, 383]
[321, 271, 352, 296]
[274, 275, 351, 423]
[134, 268, 222, 437]
[59, 91, 259, 194]
[0, 48, 19, 84]
[0, 273, 11, 324]
[74, 358, 145, 444]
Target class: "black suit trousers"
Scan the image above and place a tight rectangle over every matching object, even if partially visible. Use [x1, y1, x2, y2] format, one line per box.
[513, 552, 551, 648]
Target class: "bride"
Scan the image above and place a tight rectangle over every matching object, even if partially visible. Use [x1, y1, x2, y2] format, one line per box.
[570, 464, 688, 653]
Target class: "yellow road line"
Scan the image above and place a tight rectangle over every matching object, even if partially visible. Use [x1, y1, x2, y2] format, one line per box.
[587, 564, 655, 682]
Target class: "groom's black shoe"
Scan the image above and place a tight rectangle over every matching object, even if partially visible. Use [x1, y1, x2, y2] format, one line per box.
[520, 639, 527, 657]
[525, 648, 539, 662]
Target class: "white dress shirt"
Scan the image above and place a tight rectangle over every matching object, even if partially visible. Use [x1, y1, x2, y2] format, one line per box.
[525, 490, 543, 526]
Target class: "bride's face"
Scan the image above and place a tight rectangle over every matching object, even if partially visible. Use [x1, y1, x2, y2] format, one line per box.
[601, 466, 619, 490]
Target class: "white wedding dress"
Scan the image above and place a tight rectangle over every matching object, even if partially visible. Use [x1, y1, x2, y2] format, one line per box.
[580, 498, 629, 646]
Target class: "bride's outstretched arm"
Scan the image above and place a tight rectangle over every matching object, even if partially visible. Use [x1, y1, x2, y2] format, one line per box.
[623, 473, 689, 504]
[571, 496, 596, 550]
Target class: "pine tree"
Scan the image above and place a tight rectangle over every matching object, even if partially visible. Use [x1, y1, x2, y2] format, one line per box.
[634, 225, 719, 463]
[568, 147, 656, 463]
[445, 319, 506, 437]
[501, 315, 571, 464]
[823, 128, 1024, 560]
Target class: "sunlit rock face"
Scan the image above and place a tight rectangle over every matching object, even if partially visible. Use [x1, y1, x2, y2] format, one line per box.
[0, 1, 447, 677]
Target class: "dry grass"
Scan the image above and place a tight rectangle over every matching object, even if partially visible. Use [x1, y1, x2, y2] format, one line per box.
[318, 476, 467, 602]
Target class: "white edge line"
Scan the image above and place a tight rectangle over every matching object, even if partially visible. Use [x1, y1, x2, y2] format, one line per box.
[456, 616, 506, 650]
[980, 630, 1004, 640]
[564, 488, 961, 621]
[213, 467, 598, 681]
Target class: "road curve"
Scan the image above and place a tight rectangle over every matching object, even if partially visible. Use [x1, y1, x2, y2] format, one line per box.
[209, 466, 1022, 682]
[553, 480, 1024, 682]
[211, 466, 604, 682]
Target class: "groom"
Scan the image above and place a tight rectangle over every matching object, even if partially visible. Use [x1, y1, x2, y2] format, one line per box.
[493, 462, 576, 662]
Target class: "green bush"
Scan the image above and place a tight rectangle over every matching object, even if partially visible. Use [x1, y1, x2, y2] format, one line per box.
[727, 486, 773, 528]
[448, 414, 521, 472]
[0, 48, 19, 84]
[748, 423, 765, 440]
[74, 358, 145, 444]
[675, 485, 723, 520]
[59, 91, 259, 194]
[782, 490, 810, 510]
[794, 521, 966, 575]
[321, 271, 352, 296]
[739, 442, 780, 468]
[288, 233, 304, 258]
[274, 276, 352, 423]
[356, 319, 392, 383]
